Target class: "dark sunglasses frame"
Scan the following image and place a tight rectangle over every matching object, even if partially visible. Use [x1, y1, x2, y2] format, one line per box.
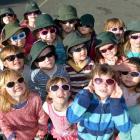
[111, 27, 124, 31]
[50, 84, 70, 92]
[121, 71, 140, 77]
[71, 45, 87, 52]
[35, 51, 54, 62]
[4, 53, 24, 62]
[130, 35, 140, 40]
[100, 45, 115, 53]
[6, 77, 24, 88]
[39, 28, 56, 35]
[94, 78, 115, 85]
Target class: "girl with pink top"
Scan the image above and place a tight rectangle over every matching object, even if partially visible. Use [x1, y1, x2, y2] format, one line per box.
[43, 76, 78, 140]
[0, 69, 48, 140]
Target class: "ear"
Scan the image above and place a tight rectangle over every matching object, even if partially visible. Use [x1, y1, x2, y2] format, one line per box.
[3, 61, 8, 68]
[34, 62, 39, 68]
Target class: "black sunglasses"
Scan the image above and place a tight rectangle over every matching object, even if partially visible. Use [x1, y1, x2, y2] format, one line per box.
[71, 45, 87, 52]
[50, 84, 70, 92]
[121, 71, 140, 77]
[6, 77, 24, 88]
[35, 52, 54, 62]
[2, 13, 14, 18]
[4, 53, 24, 62]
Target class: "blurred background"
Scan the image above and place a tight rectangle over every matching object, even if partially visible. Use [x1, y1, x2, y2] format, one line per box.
[0, 0, 140, 33]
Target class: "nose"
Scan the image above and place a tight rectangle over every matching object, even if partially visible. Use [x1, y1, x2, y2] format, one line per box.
[56, 89, 64, 97]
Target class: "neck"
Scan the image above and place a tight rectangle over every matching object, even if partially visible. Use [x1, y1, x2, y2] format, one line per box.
[53, 101, 68, 112]
[131, 47, 140, 53]
[28, 21, 35, 28]
[74, 59, 86, 65]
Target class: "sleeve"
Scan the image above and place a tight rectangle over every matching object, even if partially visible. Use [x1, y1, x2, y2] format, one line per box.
[66, 89, 93, 124]
[0, 112, 15, 139]
[35, 96, 49, 138]
[110, 97, 132, 132]
[42, 102, 49, 115]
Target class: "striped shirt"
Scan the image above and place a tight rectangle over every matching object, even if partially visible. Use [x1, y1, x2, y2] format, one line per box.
[66, 89, 132, 140]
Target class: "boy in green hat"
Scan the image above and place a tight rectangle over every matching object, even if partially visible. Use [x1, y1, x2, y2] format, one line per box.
[33, 13, 66, 64]
[55, 5, 78, 39]
[95, 31, 126, 65]
[29, 40, 69, 102]
[1, 22, 31, 55]
[64, 31, 95, 98]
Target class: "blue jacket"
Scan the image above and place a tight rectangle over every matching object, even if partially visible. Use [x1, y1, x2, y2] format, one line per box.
[66, 89, 132, 140]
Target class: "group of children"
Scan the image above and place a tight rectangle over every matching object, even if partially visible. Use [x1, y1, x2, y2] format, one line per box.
[0, 0, 140, 140]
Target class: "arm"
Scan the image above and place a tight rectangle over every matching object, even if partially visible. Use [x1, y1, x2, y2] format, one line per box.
[66, 89, 93, 124]
[110, 83, 132, 132]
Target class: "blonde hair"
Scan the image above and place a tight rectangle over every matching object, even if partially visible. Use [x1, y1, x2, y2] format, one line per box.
[0, 45, 23, 62]
[104, 18, 125, 31]
[0, 69, 29, 112]
[46, 76, 70, 103]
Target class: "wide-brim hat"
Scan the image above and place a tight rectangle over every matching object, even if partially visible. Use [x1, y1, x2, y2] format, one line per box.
[29, 40, 49, 68]
[95, 31, 118, 49]
[32, 13, 56, 34]
[125, 20, 140, 35]
[24, 0, 41, 15]
[63, 31, 90, 54]
[0, 7, 15, 17]
[1, 21, 30, 45]
[57, 5, 78, 21]
[80, 14, 95, 28]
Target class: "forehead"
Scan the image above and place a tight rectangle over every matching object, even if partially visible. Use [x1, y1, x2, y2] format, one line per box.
[130, 32, 140, 36]
[93, 73, 112, 79]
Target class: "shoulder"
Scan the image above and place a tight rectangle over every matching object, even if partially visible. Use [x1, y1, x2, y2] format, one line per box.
[31, 69, 40, 81]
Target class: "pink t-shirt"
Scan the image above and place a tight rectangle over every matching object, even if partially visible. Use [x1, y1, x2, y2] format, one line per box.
[43, 102, 78, 140]
[0, 93, 48, 140]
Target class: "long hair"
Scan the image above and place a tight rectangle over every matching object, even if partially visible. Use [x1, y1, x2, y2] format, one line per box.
[0, 69, 29, 112]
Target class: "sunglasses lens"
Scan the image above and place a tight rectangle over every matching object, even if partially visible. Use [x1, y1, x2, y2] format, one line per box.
[7, 82, 15, 88]
[100, 49, 107, 53]
[11, 35, 18, 41]
[51, 85, 59, 91]
[121, 71, 129, 75]
[106, 79, 115, 85]
[62, 85, 70, 91]
[130, 36, 139, 39]
[131, 72, 139, 77]
[36, 52, 54, 62]
[18, 77, 24, 83]
[50, 28, 56, 33]
[16, 53, 24, 59]
[6, 55, 15, 61]
[19, 32, 26, 39]
[41, 30, 48, 35]
[94, 78, 103, 84]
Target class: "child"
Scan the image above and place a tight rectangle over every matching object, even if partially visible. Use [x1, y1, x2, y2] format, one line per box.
[95, 31, 126, 65]
[55, 5, 78, 39]
[63, 31, 94, 97]
[1, 21, 30, 55]
[66, 64, 132, 140]
[104, 18, 125, 44]
[0, 69, 48, 140]
[32, 13, 66, 64]
[29, 40, 69, 103]
[119, 57, 140, 123]
[0, 45, 31, 84]
[122, 20, 140, 58]
[43, 76, 78, 140]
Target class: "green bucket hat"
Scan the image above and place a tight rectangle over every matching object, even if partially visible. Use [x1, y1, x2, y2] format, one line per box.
[63, 31, 90, 54]
[0, 7, 15, 17]
[2, 21, 30, 45]
[57, 5, 78, 21]
[29, 40, 50, 68]
[95, 32, 118, 48]
[24, 0, 41, 15]
[125, 20, 140, 35]
[80, 14, 95, 28]
[33, 14, 56, 33]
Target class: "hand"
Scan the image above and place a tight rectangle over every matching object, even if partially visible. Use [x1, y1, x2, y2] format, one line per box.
[84, 80, 94, 93]
[110, 83, 123, 98]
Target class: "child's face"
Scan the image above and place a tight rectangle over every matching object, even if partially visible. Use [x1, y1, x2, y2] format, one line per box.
[5, 76, 26, 101]
[38, 27, 57, 45]
[60, 20, 76, 33]
[49, 81, 70, 104]
[92, 74, 115, 100]
[35, 47, 55, 70]
[99, 44, 117, 59]
[78, 25, 93, 35]
[26, 11, 39, 22]
[129, 33, 140, 48]
[120, 64, 140, 87]
[3, 52, 24, 71]
[107, 25, 124, 41]
[71, 44, 87, 61]
[2, 14, 15, 24]
[8, 31, 26, 48]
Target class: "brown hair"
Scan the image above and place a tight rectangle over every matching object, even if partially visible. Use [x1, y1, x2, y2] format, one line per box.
[104, 18, 125, 31]
[0, 45, 24, 62]
[0, 69, 29, 112]
[46, 76, 70, 103]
